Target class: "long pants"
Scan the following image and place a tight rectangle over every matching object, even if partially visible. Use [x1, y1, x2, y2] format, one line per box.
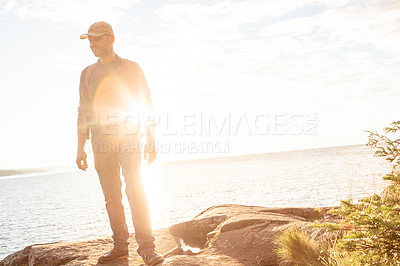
[91, 133, 155, 255]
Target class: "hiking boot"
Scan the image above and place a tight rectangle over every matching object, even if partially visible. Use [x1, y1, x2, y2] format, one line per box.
[140, 249, 164, 266]
[98, 247, 129, 264]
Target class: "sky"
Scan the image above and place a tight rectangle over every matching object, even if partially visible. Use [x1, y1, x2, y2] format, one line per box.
[0, 0, 399, 169]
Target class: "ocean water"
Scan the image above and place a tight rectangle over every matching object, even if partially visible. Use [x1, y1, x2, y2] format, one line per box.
[0, 144, 391, 260]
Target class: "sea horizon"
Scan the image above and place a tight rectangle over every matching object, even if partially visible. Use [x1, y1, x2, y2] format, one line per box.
[0, 142, 366, 178]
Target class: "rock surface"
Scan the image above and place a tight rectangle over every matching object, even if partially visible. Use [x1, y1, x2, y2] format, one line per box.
[1, 204, 332, 266]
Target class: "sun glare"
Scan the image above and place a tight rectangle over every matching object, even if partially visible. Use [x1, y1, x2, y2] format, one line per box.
[141, 163, 163, 229]
[92, 73, 154, 135]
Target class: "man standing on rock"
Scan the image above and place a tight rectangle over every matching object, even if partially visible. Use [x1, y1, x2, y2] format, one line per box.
[75, 21, 164, 266]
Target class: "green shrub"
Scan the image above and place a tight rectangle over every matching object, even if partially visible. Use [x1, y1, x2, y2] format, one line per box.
[277, 122, 400, 265]
[318, 121, 400, 265]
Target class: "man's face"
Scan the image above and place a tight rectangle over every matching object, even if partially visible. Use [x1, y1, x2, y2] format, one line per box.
[88, 35, 113, 57]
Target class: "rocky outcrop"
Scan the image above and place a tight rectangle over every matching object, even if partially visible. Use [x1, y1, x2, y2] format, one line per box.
[1, 204, 333, 266]
[164, 204, 329, 266]
[0, 228, 176, 266]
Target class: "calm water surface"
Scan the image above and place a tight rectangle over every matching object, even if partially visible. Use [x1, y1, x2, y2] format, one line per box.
[0, 145, 390, 259]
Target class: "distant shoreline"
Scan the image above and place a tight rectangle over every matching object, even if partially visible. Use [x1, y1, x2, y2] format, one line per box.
[0, 167, 74, 178]
[0, 169, 48, 177]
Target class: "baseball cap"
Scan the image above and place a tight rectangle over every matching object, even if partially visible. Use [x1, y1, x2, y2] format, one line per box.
[80, 21, 114, 40]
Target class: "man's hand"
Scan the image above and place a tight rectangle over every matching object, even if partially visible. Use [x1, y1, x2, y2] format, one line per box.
[76, 151, 88, 171]
[144, 137, 157, 165]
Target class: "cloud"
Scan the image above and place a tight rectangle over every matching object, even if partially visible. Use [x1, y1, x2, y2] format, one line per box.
[135, 0, 318, 85]
[152, 0, 400, 101]
[156, 0, 315, 43]
[252, 0, 400, 100]
[5, 0, 397, 104]
[261, 0, 400, 57]
[53, 55, 92, 72]
[2, 0, 140, 26]
[0, 0, 16, 14]
[158, 0, 314, 24]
